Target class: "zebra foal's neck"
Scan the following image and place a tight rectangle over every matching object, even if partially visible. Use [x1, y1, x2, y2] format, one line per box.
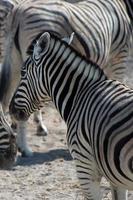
[31, 32, 106, 121]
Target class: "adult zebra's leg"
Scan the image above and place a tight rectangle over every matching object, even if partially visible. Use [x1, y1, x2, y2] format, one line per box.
[75, 158, 102, 200]
[111, 185, 128, 200]
[33, 110, 48, 136]
[11, 111, 48, 157]
[0, 103, 17, 169]
[17, 121, 33, 157]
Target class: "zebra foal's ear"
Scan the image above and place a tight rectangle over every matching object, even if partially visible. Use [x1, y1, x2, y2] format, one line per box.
[34, 32, 50, 59]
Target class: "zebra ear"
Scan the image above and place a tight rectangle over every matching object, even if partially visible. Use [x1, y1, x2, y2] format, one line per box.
[34, 32, 50, 59]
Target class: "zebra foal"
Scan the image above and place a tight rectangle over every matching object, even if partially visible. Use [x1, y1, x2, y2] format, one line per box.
[1, 0, 133, 157]
[10, 32, 133, 199]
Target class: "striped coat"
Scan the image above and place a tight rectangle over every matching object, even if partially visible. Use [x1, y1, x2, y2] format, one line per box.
[10, 32, 133, 200]
[0, 0, 133, 157]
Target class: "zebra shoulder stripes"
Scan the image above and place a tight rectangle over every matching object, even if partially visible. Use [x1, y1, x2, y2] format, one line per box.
[10, 32, 133, 200]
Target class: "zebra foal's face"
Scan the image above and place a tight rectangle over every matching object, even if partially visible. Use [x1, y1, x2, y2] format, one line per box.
[9, 32, 51, 121]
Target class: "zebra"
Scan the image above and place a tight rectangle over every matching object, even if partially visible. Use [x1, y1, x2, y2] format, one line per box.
[0, 0, 48, 157]
[1, 0, 133, 157]
[0, 103, 17, 169]
[9, 32, 133, 200]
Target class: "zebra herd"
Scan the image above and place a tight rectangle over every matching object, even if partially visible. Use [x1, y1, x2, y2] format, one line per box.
[1, 0, 133, 157]
[0, 0, 133, 199]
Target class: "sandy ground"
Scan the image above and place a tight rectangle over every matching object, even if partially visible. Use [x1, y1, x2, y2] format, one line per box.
[0, 102, 132, 200]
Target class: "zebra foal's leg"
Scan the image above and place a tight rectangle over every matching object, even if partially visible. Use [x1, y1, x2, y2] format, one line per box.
[75, 158, 102, 200]
[33, 110, 48, 136]
[17, 121, 33, 157]
[0, 104, 17, 169]
[111, 185, 128, 200]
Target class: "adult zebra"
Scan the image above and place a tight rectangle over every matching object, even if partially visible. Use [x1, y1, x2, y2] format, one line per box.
[1, 0, 133, 156]
[0, 1, 17, 165]
[10, 32, 133, 200]
[0, 0, 48, 157]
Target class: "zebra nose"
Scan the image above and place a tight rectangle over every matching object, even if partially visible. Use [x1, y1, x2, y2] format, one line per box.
[9, 98, 15, 115]
[9, 98, 16, 115]
[17, 110, 28, 121]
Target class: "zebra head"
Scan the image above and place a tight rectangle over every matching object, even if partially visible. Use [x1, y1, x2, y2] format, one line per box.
[0, 104, 17, 169]
[10, 32, 51, 121]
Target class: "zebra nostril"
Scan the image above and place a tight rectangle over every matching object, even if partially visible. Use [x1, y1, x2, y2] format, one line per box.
[18, 110, 26, 120]
[9, 100, 16, 115]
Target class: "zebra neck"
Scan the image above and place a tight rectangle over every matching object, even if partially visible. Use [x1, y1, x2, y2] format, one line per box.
[45, 39, 106, 122]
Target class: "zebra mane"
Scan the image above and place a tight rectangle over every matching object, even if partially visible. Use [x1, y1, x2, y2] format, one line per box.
[27, 31, 103, 76]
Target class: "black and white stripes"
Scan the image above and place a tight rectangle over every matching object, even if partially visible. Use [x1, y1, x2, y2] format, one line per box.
[1, 0, 133, 157]
[10, 32, 133, 199]
[0, 104, 17, 169]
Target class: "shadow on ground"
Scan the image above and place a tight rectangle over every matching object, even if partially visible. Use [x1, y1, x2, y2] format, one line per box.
[16, 148, 72, 166]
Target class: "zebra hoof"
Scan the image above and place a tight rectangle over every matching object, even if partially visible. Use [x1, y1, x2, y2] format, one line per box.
[18, 147, 33, 157]
[36, 125, 48, 136]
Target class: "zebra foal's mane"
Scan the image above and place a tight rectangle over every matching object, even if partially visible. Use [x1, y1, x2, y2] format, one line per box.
[27, 31, 103, 75]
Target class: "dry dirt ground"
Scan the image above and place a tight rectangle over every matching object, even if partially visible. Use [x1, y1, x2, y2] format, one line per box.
[0, 102, 132, 200]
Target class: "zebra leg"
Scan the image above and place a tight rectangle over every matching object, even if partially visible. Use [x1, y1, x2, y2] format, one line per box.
[33, 110, 48, 136]
[17, 121, 33, 157]
[75, 159, 102, 200]
[111, 185, 128, 200]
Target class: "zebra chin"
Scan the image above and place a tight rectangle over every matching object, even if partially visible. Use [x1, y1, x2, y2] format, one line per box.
[0, 134, 17, 170]
[12, 109, 29, 122]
